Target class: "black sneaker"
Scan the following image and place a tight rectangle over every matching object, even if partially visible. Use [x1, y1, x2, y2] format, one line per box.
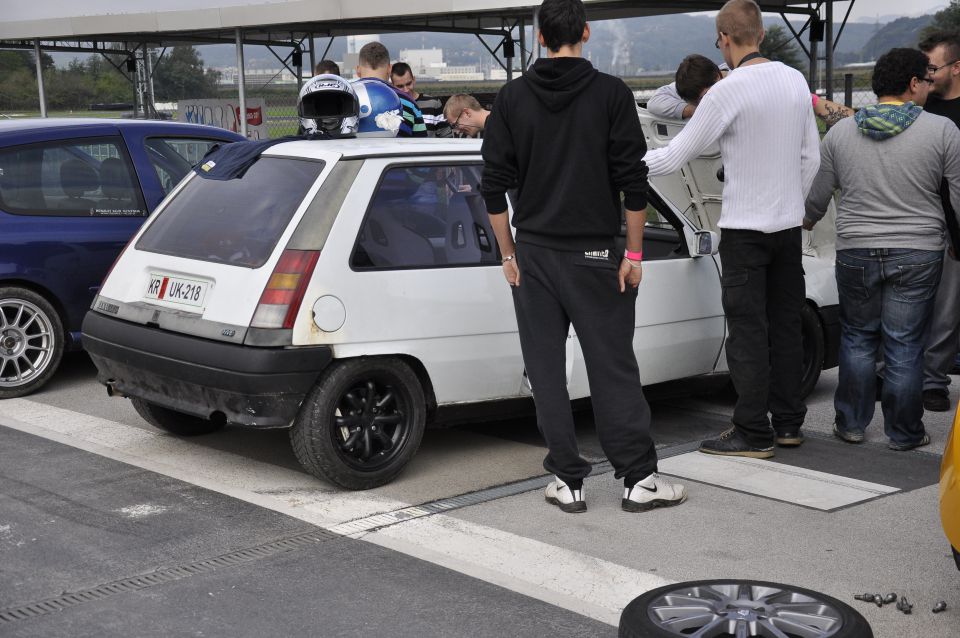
[888, 433, 931, 452]
[699, 428, 774, 459]
[833, 424, 864, 444]
[774, 427, 805, 447]
[923, 389, 950, 412]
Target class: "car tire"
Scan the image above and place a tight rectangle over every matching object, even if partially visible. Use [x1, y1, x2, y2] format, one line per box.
[0, 287, 65, 399]
[799, 303, 826, 399]
[131, 397, 226, 436]
[290, 357, 426, 490]
[619, 579, 873, 638]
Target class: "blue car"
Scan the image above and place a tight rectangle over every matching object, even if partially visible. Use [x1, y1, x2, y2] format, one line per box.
[0, 118, 244, 398]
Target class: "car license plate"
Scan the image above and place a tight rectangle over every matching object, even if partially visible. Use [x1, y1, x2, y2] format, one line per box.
[145, 274, 208, 308]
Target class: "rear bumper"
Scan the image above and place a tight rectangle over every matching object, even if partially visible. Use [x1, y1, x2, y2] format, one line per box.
[82, 311, 332, 428]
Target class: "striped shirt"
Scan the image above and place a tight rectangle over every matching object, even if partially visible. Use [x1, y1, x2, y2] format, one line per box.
[644, 61, 820, 233]
[390, 84, 428, 137]
[415, 93, 453, 137]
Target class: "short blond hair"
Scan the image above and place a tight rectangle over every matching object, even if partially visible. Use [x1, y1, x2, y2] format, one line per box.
[443, 94, 483, 120]
[717, 0, 764, 47]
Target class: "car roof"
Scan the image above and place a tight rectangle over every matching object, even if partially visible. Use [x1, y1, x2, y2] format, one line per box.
[0, 117, 243, 139]
[262, 137, 483, 161]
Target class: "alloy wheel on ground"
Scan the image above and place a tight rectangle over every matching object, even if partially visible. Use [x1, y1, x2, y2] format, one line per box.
[619, 579, 872, 638]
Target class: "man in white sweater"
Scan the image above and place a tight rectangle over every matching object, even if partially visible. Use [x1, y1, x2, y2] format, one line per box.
[805, 47, 960, 451]
[644, 0, 820, 458]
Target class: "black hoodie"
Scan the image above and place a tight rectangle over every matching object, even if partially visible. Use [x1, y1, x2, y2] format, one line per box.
[481, 57, 649, 250]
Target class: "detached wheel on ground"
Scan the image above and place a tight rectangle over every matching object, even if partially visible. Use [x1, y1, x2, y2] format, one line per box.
[0, 287, 64, 399]
[619, 579, 872, 638]
[131, 397, 226, 436]
[290, 357, 426, 490]
[799, 303, 825, 399]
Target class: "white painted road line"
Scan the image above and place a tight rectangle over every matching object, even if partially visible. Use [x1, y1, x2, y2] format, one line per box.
[0, 398, 670, 627]
[366, 516, 673, 627]
[659, 452, 899, 510]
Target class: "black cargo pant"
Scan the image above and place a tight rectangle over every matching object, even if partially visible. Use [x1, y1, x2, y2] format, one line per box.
[511, 241, 659, 487]
[719, 227, 806, 447]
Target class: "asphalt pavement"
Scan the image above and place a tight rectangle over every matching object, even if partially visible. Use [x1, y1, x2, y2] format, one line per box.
[1, 352, 958, 637]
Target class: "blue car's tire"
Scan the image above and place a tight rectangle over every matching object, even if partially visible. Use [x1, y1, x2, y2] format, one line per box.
[0, 287, 64, 399]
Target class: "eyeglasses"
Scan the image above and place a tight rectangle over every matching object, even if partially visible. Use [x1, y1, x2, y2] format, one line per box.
[715, 33, 725, 49]
[450, 110, 477, 135]
[927, 60, 959, 74]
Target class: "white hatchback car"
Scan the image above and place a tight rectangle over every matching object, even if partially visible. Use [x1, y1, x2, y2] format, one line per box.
[82, 137, 819, 490]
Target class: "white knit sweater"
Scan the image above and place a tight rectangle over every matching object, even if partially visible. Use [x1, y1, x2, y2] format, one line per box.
[644, 61, 820, 233]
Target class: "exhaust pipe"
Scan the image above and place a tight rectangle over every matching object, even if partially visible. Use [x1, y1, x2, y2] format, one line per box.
[105, 380, 126, 398]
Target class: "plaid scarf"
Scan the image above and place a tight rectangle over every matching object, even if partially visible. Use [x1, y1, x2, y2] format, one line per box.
[854, 102, 923, 140]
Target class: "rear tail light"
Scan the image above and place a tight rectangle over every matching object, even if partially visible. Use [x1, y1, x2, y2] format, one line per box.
[250, 249, 320, 329]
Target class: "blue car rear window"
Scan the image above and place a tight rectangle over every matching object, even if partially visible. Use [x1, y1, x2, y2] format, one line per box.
[136, 157, 324, 268]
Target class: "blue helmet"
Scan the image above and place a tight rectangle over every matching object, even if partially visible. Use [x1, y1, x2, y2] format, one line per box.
[352, 78, 403, 137]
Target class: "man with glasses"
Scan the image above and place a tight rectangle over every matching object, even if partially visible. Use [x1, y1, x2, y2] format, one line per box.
[805, 47, 960, 451]
[919, 31, 960, 414]
[442, 94, 490, 138]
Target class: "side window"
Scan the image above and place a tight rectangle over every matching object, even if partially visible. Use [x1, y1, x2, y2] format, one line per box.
[0, 137, 147, 217]
[351, 163, 498, 270]
[145, 137, 225, 195]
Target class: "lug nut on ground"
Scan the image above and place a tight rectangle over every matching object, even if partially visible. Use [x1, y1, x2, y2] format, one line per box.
[933, 601, 947, 613]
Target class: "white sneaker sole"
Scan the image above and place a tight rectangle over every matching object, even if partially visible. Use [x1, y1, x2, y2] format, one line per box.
[621, 492, 687, 513]
[545, 495, 587, 513]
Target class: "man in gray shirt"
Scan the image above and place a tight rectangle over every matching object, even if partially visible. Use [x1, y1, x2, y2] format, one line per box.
[805, 47, 960, 451]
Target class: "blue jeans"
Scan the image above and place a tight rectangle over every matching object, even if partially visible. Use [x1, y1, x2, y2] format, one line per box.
[835, 248, 943, 446]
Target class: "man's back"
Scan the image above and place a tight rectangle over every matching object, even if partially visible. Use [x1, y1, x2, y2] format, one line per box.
[704, 62, 818, 229]
[814, 111, 960, 250]
[482, 57, 648, 247]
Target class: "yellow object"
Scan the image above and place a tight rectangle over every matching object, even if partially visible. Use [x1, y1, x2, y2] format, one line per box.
[941, 407, 960, 559]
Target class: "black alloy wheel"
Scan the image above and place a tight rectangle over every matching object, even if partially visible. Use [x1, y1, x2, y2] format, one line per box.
[291, 357, 426, 490]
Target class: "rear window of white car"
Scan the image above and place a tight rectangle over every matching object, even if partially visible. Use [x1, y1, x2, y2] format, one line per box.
[136, 157, 325, 268]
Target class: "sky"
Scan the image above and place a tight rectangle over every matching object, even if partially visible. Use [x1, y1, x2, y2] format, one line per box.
[844, 0, 947, 22]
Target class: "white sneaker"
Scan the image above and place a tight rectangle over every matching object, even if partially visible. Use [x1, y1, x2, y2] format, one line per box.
[545, 477, 586, 513]
[622, 473, 687, 513]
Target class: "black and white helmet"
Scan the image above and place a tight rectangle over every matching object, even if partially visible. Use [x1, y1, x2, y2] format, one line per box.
[297, 74, 359, 137]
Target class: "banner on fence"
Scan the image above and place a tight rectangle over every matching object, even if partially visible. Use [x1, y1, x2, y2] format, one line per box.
[177, 98, 269, 139]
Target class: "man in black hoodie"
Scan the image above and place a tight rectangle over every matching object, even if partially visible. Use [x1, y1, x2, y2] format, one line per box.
[481, 0, 687, 514]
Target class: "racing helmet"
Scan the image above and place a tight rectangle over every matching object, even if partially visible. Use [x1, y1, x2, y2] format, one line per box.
[297, 74, 359, 137]
[352, 78, 404, 137]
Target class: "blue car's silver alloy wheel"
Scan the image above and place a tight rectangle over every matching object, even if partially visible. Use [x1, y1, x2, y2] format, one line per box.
[0, 288, 63, 398]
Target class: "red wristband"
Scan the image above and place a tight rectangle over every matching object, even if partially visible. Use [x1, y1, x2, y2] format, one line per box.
[811, 93, 819, 107]
[625, 250, 643, 261]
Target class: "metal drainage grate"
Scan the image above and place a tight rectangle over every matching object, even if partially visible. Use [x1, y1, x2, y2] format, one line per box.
[0, 528, 339, 625]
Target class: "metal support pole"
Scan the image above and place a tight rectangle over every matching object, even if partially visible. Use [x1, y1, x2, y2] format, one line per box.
[34, 40, 47, 117]
[808, 38, 818, 93]
[532, 8, 541, 67]
[235, 29, 248, 138]
[844, 73, 853, 108]
[308, 32, 316, 77]
[519, 18, 527, 75]
[145, 48, 157, 118]
[825, 1, 834, 100]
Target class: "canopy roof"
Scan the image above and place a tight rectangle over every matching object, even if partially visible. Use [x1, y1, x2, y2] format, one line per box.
[3, 1, 828, 44]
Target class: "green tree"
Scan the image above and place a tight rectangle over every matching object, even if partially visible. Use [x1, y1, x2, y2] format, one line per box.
[152, 46, 220, 100]
[761, 25, 805, 71]
[921, 0, 960, 39]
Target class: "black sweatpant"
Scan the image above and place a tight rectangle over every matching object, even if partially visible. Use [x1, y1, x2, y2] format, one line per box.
[719, 227, 807, 447]
[511, 241, 659, 487]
